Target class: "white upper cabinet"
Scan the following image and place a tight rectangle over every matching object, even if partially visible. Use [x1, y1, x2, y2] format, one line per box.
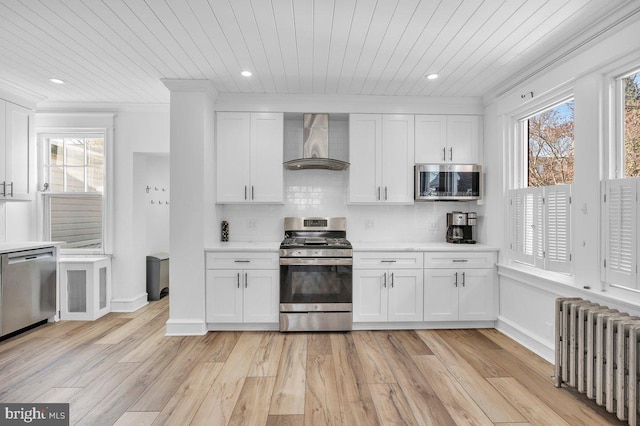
[349, 114, 414, 204]
[415, 115, 479, 164]
[0, 101, 33, 200]
[216, 112, 283, 203]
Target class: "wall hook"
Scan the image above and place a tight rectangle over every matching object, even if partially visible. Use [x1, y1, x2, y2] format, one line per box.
[146, 185, 151, 193]
[151, 200, 155, 204]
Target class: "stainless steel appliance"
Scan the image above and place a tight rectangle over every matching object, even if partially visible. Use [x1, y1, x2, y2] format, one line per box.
[279, 217, 352, 332]
[415, 163, 482, 201]
[1, 247, 57, 337]
[446, 211, 477, 244]
[283, 113, 350, 171]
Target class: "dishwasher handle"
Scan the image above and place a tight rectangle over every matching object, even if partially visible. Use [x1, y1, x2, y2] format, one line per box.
[6, 248, 56, 265]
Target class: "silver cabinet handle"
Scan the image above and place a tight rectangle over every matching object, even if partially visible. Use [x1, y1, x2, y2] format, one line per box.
[449, 147, 453, 161]
[442, 147, 446, 161]
[0, 181, 5, 197]
[462, 272, 465, 287]
[237, 272, 240, 288]
[390, 272, 394, 288]
[384, 187, 388, 200]
[245, 272, 248, 288]
[244, 185, 247, 200]
[251, 186, 254, 200]
[7, 182, 13, 197]
[452, 259, 468, 263]
[383, 272, 387, 288]
[377, 186, 381, 200]
[234, 260, 251, 263]
[454, 272, 458, 287]
[381, 260, 397, 263]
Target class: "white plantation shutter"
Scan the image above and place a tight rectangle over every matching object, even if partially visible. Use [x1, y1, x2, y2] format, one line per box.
[545, 185, 571, 273]
[534, 189, 545, 268]
[605, 179, 637, 289]
[510, 188, 535, 265]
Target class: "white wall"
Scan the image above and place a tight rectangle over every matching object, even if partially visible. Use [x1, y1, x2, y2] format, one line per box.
[142, 154, 170, 255]
[163, 80, 217, 336]
[109, 109, 170, 311]
[483, 14, 640, 361]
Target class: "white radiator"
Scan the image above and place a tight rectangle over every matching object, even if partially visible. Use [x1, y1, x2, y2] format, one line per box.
[555, 297, 640, 424]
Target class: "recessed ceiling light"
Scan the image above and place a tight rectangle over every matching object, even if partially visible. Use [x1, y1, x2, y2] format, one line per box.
[240, 70, 252, 77]
[426, 73, 439, 80]
[49, 78, 65, 84]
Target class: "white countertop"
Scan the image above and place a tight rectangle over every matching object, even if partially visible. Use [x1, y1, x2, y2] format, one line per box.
[0, 241, 60, 254]
[205, 242, 280, 252]
[351, 241, 499, 252]
[204, 241, 498, 252]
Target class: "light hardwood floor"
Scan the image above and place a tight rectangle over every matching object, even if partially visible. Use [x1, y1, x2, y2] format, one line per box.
[0, 297, 625, 425]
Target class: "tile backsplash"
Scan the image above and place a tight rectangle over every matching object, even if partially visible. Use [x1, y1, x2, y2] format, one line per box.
[219, 169, 477, 243]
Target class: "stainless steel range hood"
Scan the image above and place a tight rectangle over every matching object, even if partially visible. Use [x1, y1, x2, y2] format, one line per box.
[283, 113, 350, 171]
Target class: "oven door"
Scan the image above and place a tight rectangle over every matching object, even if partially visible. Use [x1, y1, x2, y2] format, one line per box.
[279, 257, 352, 312]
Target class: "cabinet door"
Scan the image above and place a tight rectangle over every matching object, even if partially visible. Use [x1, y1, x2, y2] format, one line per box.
[216, 112, 251, 203]
[458, 269, 495, 321]
[205, 269, 243, 323]
[423, 269, 458, 321]
[4, 102, 32, 199]
[447, 115, 478, 163]
[382, 115, 414, 203]
[349, 114, 382, 203]
[414, 115, 447, 163]
[243, 269, 279, 323]
[387, 269, 423, 322]
[353, 269, 387, 322]
[250, 113, 283, 203]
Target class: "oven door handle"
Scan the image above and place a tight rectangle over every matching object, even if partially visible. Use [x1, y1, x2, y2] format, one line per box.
[279, 258, 353, 266]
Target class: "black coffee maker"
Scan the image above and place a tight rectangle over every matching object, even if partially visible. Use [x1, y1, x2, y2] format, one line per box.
[446, 211, 477, 244]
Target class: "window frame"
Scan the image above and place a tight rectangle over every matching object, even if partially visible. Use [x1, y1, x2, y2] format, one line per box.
[37, 127, 113, 255]
[506, 88, 575, 275]
[613, 67, 640, 179]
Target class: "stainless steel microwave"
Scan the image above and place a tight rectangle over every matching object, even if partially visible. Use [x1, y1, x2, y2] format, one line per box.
[415, 164, 482, 201]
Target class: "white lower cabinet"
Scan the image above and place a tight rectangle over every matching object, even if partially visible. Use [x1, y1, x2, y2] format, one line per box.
[353, 252, 423, 323]
[205, 251, 279, 324]
[424, 251, 497, 322]
[423, 268, 495, 321]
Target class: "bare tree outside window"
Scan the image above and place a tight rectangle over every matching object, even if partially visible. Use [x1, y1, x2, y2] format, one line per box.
[528, 100, 575, 187]
[624, 72, 640, 177]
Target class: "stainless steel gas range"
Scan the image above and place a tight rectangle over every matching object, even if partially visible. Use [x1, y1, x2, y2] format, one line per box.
[279, 217, 353, 332]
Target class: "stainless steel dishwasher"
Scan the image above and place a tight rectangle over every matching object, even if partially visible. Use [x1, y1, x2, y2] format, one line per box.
[1, 247, 57, 337]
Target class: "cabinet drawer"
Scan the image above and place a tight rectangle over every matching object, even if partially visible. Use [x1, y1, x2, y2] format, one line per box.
[424, 251, 497, 269]
[354, 252, 423, 269]
[206, 251, 278, 270]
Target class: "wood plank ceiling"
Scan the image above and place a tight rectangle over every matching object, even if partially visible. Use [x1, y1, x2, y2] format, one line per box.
[0, 0, 637, 104]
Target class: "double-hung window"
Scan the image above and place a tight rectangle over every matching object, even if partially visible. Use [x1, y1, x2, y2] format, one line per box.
[509, 98, 574, 274]
[39, 132, 106, 253]
[603, 69, 640, 290]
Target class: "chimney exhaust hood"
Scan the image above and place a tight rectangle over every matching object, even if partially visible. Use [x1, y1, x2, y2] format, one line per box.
[283, 113, 350, 171]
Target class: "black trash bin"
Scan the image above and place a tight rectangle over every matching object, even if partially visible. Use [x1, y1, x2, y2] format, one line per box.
[147, 253, 169, 301]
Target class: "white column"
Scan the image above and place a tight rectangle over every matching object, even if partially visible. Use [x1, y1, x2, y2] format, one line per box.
[162, 80, 217, 335]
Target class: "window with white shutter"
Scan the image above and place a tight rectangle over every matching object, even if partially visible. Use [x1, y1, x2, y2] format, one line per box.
[509, 185, 572, 273]
[546, 184, 572, 273]
[604, 178, 638, 289]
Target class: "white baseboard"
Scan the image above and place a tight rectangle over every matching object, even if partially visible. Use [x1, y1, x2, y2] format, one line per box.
[165, 319, 207, 336]
[352, 320, 496, 330]
[207, 323, 279, 331]
[496, 315, 554, 363]
[110, 293, 148, 312]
